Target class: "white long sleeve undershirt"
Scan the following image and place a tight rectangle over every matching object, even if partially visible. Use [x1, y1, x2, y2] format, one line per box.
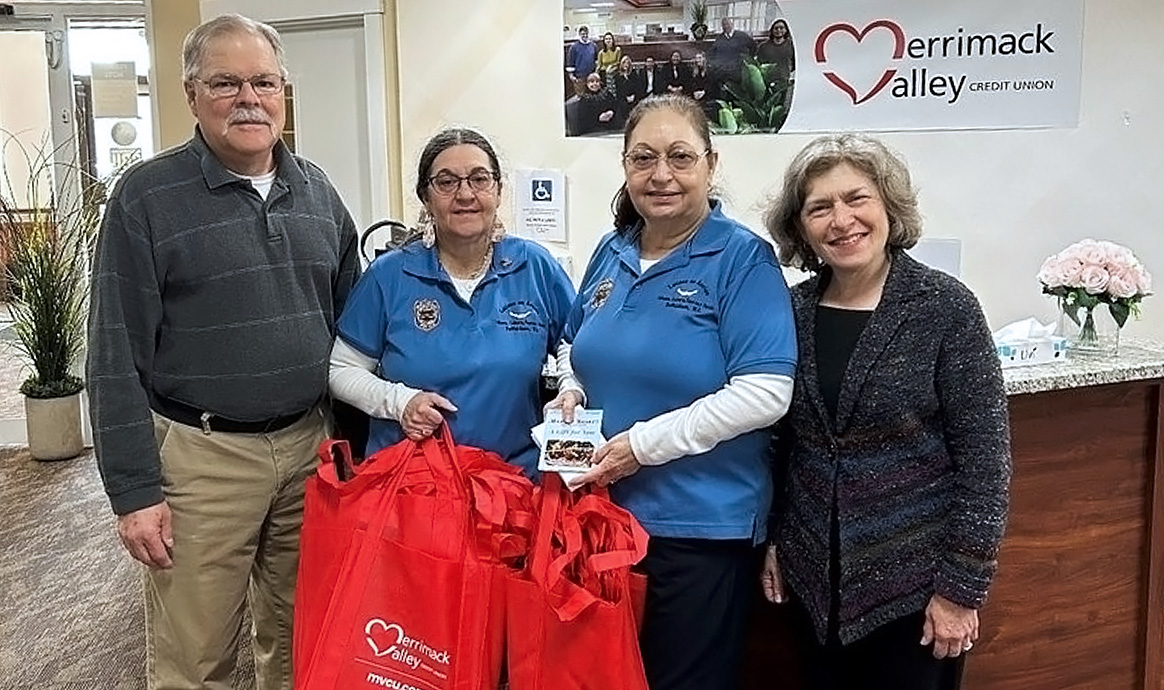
[333, 333, 793, 466]
[556, 342, 793, 466]
[328, 336, 421, 420]
[555, 341, 586, 404]
[628, 372, 793, 466]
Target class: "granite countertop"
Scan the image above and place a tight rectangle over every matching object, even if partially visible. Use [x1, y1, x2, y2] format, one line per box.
[1004, 339, 1164, 395]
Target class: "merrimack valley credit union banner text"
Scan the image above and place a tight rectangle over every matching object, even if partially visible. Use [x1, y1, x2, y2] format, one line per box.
[780, 0, 1084, 132]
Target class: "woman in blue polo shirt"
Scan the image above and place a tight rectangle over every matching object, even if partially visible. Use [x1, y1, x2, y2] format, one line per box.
[328, 128, 575, 475]
[548, 94, 798, 690]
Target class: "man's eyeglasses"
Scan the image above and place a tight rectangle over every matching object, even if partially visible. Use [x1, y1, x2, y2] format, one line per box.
[192, 74, 286, 99]
[428, 170, 499, 196]
[623, 148, 711, 173]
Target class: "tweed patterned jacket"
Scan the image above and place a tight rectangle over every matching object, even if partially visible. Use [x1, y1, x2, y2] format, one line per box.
[773, 250, 1011, 645]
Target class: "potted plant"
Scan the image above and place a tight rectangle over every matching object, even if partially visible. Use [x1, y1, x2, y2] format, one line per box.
[713, 57, 794, 134]
[689, 0, 710, 40]
[0, 133, 100, 460]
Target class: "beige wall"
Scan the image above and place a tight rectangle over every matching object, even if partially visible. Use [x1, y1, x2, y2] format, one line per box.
[396, 0, 1164, 341]
[0, 31, 54, 208]
[136, 0, 1163, 340]
[146, 0, 201, 150]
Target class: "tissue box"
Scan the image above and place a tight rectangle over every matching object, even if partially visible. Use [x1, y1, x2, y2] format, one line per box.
[996, 337, 1068, 368]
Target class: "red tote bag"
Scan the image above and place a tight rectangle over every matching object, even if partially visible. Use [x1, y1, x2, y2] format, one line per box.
[295, 426, 527, 690]
[294, 437, 406, 677]
[506, 474, 650, 690]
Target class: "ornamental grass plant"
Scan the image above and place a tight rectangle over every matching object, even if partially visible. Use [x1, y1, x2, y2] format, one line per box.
[0, 132, 102, 398]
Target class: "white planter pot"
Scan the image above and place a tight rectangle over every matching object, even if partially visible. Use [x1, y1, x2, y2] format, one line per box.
[24, 391, 85, 461]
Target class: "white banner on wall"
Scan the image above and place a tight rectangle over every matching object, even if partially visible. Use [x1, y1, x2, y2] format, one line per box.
[781, 0, 1084, 131]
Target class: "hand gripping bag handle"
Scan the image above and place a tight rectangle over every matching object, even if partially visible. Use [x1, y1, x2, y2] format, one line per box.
[413, 422, 473, 502]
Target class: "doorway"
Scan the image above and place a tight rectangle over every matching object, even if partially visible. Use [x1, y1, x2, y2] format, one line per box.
[0, 3, 151, 446]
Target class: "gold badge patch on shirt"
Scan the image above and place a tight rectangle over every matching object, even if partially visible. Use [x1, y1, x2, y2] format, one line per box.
[413, 298, 440, 332]
[590, 278, 615, 310]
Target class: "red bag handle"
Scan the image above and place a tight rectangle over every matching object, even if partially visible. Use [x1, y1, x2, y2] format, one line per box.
[529, 474, 601, 622]
[409, 423, 471, 502]
[573, 493, 649, 573]
[318, 424, 471, 499]
[313, 438, 416, 504]
[523, 476, 651, 620]
[316, 438, 356, 483]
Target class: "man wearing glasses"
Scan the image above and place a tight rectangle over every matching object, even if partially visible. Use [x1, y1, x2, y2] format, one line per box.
[87, 13, 359, 690]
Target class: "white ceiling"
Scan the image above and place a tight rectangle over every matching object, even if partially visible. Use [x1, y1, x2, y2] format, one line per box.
[562, 0, 675, 10]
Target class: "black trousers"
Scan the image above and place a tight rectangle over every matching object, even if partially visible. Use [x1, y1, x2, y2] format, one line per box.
[638, 537, 760, 690]
[790, 597, 965, 690]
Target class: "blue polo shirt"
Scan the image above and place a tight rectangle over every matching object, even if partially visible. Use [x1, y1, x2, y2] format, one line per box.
[566, 203, 796, 541]
[337, 236, 575, 475]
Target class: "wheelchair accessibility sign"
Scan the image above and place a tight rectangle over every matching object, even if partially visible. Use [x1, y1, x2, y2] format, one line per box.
[532, 178, 553, 202]
[515, 168, 566, 242]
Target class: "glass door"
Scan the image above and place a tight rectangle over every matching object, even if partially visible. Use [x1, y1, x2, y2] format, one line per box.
[68, 17, 154, 185]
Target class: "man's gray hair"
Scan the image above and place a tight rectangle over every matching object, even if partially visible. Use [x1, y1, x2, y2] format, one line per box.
[181, 13, 288, 82]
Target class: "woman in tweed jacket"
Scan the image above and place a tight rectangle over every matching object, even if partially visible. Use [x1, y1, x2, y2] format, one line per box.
[761, 134, 1011, 690]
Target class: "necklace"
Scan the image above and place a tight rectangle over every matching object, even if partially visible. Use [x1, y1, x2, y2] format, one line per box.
[440, 243, 494, 280]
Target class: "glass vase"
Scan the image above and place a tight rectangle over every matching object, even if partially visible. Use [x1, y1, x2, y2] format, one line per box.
[1059, 301, 1121, 357]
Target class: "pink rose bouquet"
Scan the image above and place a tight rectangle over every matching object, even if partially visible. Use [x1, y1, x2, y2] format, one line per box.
[1038, 240, 1153, 341]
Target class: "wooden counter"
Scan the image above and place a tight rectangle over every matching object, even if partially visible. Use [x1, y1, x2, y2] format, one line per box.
[743, 342, 1164, 690]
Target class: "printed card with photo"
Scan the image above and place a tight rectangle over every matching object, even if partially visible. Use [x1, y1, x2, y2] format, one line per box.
[537, 408, 605, 474]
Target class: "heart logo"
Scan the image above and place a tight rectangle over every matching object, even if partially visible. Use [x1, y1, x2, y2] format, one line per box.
[814, 20, 906, 105]
[365, 619, 404, 658]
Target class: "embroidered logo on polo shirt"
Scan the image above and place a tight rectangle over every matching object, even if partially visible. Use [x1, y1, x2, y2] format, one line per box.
[413, 298, 440, 332]
[590, 278, 615, 310]
[497, 300, 545, 333]
[659, 279, 714, 313]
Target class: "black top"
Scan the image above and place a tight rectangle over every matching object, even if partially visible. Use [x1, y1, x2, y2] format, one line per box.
[814, 305, 872, 421]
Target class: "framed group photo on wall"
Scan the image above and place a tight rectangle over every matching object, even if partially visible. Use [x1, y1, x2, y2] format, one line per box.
[562, 0, 795, 137]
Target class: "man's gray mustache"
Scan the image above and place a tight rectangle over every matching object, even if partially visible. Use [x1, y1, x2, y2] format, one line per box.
[227, 109, 272, 126]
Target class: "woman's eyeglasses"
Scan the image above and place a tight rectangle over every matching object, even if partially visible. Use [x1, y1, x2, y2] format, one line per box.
[428, 171, 499, 196]
[192, 74, 286, 99]
[623, 148, 710, 173]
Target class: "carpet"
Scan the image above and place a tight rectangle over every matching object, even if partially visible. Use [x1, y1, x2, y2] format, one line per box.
[0, 447, 255, 690]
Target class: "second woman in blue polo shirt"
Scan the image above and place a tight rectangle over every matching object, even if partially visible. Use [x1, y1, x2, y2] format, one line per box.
[548, 95, 798, 690]
[328, 128, 575, 476]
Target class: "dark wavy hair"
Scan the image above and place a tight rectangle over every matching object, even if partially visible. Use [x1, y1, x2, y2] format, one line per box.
[763, 133, 922, 273]
[414, 128, 503, 205]
[610, 94, 716, 233]
[768, 19, 791, 42]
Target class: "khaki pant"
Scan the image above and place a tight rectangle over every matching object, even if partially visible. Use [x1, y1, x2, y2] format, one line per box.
[146, 410, 327, 690]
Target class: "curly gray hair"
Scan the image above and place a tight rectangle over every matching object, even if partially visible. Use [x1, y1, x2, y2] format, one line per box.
[763, 133, 922, 273]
